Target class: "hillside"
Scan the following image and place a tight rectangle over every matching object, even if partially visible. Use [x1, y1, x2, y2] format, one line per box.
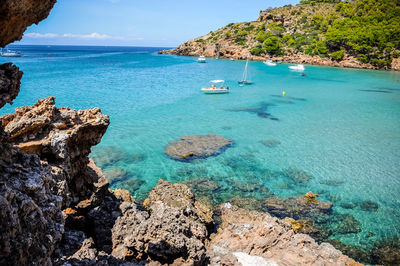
[160, 0, 400, 70]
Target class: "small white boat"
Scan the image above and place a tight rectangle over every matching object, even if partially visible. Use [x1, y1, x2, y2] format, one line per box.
[289, 64, 305, 71]
[197, 55, 206, 63]
[1, 47, 21, 57]
[201, 80, 229, 94]
[264, 60, 277, 66]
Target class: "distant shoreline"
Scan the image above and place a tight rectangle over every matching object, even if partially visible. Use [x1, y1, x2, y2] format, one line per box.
[159, 48, 400, 72]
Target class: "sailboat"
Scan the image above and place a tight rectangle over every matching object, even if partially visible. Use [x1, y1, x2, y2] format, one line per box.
[1, 47, 21, 57]
[238, 58, 253, 85]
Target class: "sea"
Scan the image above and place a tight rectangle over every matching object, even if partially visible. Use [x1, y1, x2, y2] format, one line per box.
[1, 45, 399, 261]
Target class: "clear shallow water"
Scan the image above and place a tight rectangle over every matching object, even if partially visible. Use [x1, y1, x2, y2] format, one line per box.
[1, 45, 400, 253]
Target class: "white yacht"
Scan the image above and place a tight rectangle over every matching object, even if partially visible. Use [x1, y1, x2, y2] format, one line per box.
[197, 55, 206, 63]
[289, 64, 305, 71]
[1, 47, 21, 57]
[264, 60, 277, 66]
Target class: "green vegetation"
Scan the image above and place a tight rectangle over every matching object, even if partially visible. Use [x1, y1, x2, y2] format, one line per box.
[193, 0, 399, 68]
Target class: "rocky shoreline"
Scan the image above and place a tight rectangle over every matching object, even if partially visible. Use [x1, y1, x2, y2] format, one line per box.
[159, 46, 400, 71]
[0, 0, 399, 265]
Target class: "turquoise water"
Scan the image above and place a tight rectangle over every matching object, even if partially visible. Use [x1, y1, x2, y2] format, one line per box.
[1, 45, 400, 258]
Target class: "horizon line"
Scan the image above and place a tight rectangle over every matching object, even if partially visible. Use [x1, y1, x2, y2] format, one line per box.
[7, 44, 175, 49]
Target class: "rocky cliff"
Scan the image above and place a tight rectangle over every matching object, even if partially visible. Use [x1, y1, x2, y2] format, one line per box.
[0, 0, 57, 47]
[160, 0, 400, 71]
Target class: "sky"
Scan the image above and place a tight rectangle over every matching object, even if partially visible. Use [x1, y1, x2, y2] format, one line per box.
[17, 0, 300, 47]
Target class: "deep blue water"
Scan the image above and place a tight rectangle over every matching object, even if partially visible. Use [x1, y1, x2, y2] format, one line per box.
[1, 45, 400, 253]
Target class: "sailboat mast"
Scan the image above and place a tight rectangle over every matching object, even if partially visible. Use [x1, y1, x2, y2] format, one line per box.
[243, 59, 249, 81]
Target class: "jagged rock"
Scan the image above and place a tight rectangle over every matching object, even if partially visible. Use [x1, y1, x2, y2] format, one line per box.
[112, 180, 211, 264]
[0, 63, 23, 109]
[164, 134, 233, 161]
[0, 0, 57, 47]
[143, 179, 213, 227]
[0, 136, 64, 265]
[208, 204, 361, 265]
[1, 96, 110, 208]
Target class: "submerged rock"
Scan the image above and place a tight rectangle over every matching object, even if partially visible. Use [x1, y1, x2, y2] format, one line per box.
[128, 153, 147, 163]
[226, 102, 279, 121]
[91, 146, 126, 168]
[115, 178, 145, 195]
[263, 191, 332, 220]
[182, 178, 221, 202]
[332, 214, 362, 234]
[372, 235, 400, 265]
[281, 167, 313, 183]
[259, 139, 281, 148]
[103, 168, 129, 184]
[360, 200, 379, 212]
[165, 134, 233, 161]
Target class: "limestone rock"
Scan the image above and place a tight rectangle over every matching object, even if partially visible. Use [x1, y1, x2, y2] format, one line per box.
[0, 63, 23, 109]
[0, 136, 64, 265]
[208, 204, 362, 266]
[112, 179, 211, 264]
[165, 134, 233, 161]
[1, 96, 110, 208]
[0, 0, 57, 47]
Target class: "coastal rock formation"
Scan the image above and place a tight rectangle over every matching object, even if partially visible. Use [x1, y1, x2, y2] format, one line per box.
[0, 133, 64, 265]
[0, 64, 64, 265]
[0, 0, 57, 47]
[161, 39, 251, 60]
[0, 63, 23, 109]
[160, 1, 399, 71]
[1, 96, 110, 208]
[165, 134, 234, 161]
[208, 204, 362, 265]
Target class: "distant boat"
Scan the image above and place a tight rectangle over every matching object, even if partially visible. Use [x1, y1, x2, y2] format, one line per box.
[289, 64, 305, 71]
[201, 80, 229, 94]
[197, 55, 206, 63]
[1, 47, 21, 57]
[238, 58, 254, 85]
[264, 60, 277, 66]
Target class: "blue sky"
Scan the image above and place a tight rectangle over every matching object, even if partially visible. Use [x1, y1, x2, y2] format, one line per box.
[18, 0, 300, 47]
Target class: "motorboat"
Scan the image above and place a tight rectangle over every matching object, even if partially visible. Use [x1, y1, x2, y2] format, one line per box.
[238, 58, 254, 85]
[264, 60, 277, 66]
[289, 64, 305, 71]
[197, 55, 206, 63]
[1, 47, 21, 57]
[201, 80, 229, 94]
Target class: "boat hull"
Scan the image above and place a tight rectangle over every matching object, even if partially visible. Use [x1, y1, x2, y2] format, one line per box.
[238, 81, 254, 85]
[201, 88, 229, 94]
